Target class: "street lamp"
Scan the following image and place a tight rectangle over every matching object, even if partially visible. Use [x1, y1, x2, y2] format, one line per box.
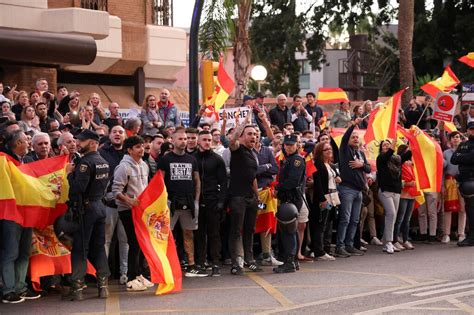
[251, 65, 267, 92]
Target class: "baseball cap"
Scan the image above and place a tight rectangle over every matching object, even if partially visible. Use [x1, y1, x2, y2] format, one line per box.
[75, 129, 100, 142]
[283, 134, 297, 145]
[243, 95, 254, 103]
[467, 121, 474, 130]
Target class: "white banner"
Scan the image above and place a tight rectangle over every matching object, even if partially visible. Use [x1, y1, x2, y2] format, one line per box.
[434, 92, 458, 122]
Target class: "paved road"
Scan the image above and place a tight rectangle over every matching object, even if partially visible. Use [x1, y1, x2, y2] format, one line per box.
[2, 242, 473, 314]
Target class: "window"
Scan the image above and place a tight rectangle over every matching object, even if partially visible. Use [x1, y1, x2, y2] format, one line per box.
[81, 0, 107, 11]
[299, 60, 311, 90]
[153, 0, 173, 26]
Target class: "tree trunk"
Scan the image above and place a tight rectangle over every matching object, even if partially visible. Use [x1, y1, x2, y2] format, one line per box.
[398, 0, 414, 107]
[233, 0, 252, 106]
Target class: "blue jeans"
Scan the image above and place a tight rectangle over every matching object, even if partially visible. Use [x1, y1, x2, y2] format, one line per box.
[1, 220, 32, 295]
[336, 185, 362, 249]
[394, 198, 415, 242]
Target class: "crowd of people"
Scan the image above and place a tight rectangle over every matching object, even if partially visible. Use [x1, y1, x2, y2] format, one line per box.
[0, 79, 473, 304]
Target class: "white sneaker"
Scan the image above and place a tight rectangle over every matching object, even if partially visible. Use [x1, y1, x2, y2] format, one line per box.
[119, 273, 128, 285]
[441, 235, 450, 243]
[393, 242, 405, 251]
[371, 237, 383, 245]
[360, 238, 368, 246]
[458, 234, 466, 242]
[383, 242, 395, 254]
[137, 275, 154, 288]
[359, 246, 368, 252]
[315, 253, 336, 261]
[126, 279, 147, 291]
[403, 241, 414, 250]
[261, 256, 283, 266]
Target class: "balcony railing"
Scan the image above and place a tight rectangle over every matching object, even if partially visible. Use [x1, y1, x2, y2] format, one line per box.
[153, 0, 173, 26]
[81, 0, 108, 11]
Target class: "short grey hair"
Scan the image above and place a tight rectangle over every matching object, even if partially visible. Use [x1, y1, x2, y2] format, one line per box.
[57, 132, 73, 146]
[125, 117, 142, 130]
[5, 129, 25, 149]
[32, 132, 50, 145]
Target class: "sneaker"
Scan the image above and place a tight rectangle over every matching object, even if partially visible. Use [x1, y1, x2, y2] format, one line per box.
[359, 246, 368, 252]
[2, 292, 25, 304]
[185, 265, 208, 278]
[315, 253, 336, 261]
[403, 241, 415, 250]
[457, 237, 474, 247]
[244, 262, 263, 272]
[346, 247, 364, 256]
[458, 234, 466, 242]
[223, 258, 232, 265]
[19, 289, 41, 300]
[261, 256, 283, 266]
[393, 242, 406, 251]
[211, 265, 221, 277]
[441, 235, 450, 244]
[360, 238, 368, 246]
[370, 237, 383, 245]
[119, 273, 128, 285]
[383, 242, 395, 254]
[126, 279, 147, 291]
[230, 265, 243, 275]
[335, 248, 350, 258]
[137, 275, 154, 288]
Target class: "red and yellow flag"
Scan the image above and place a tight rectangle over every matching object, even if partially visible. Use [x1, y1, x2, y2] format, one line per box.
[255, 188, 277, 234]
[317, 88, 349, 104]
[132, 172, 181, 295]
[444, 122, 458, 133]
[421, 66, 460, 97]
[458, 52, 474, 68]
[213, 57, 235, 111]
[29, 226, 96, 291]
[397, 126, 443, 193]
[0, 153, 69, 228]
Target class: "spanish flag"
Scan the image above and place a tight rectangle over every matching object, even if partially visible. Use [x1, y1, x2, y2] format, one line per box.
[255, 187, 277, 234]
[132, 172, 181, 295]
[459, 52, 474, 68]
[444, 122, 458, 133]
[317, 88, 349, 104]
[397, 126, 443, 193]
[214, 57, 235, 111]
[0, 153, 69, 228]
[421, 66, 460, 98]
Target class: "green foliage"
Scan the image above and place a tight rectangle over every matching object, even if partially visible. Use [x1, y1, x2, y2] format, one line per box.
[413, 73, 438, 95]
[250, 0, 307, 95]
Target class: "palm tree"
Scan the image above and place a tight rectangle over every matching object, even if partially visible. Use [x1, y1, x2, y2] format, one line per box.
[398, 0, 414, 106]
[199, 0, 252, 105]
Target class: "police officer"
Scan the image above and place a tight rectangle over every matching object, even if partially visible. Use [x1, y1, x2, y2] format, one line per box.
[274, 134, 306, 273]
[451, 121, 474, 247]
[67, 129, 111, 300]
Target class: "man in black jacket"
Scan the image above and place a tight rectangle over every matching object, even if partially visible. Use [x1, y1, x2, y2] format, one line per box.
[451, 121, 474, 246]
[193, 131, 227, 276]
[336, 119, 371, 258]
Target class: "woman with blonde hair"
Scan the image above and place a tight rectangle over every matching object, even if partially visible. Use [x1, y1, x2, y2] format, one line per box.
[87, 92, 106, 125]
[140, 94, 163, 135]
[19, 104, 40, 133]
[11, 90, 29, 121]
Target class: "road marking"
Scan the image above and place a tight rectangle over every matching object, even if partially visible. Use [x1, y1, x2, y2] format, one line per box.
[447, 298, 474, 313]
[413, 283, 474, 297]
[256, 281, 442, 314]
[246, 273, 294, 307]
[406, 306, 459, 311]
[184, 285, 260, 291]
[393, 279, 473, 294]
[105, 291, 121, 315]
[354, 290, 474, 315]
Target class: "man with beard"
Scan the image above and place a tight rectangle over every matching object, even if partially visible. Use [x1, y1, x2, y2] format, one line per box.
[98, 125, 129, 285]
[193, 131, 227, 276]
[67, 129, 110, 300]
[451, 121, 474, 246]
[142, 133, 158, 180]
[157, 89, 180, 127]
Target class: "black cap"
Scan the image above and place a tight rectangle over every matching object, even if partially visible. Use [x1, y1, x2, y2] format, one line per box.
[75, 129, 99, 141]
[283, 134, 297, 145]
[243, 95, 254, 103]
[467, 121, 474, 130]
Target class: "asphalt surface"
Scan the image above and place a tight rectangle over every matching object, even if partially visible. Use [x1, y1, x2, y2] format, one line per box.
[2, 242, 473, 314]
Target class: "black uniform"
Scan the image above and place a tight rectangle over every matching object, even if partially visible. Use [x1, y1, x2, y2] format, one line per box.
[451, 135, 474, 246]
[68, 151, 110, 281]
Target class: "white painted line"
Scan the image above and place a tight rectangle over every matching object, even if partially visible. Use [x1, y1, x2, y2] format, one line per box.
[413, 283, 474, 297]
[392, 279, 473, 294]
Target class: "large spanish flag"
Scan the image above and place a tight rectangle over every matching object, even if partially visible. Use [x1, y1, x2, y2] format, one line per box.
[214, 57, 235, 111]
[421, 66, 460, 97]
[317, 88, 349, 104]
[132, 172, 181, 295]
[444, 122, 458, 133]
[458, 52, 474, 68]
[397, 125, 443, 193]
[0, 153, 69, 228]
[255, 187, 277, 234]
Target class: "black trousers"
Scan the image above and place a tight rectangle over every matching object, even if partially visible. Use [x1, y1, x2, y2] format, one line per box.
[464, 195, 474, 239]
[119, 210, 143, 280]
[71, 201, 110, 281]
[309, 205, 332, 257]
[276, 224, 297, 260]
[195, 197, 221, 266]
[228, 196, 258, 265]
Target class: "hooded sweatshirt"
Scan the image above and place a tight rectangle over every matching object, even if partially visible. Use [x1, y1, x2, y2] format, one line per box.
[112, 154, 149, 211]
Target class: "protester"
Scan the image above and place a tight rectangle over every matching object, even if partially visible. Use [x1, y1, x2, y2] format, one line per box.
[331, 101, 352, 128]
[141, 94, 162, 135]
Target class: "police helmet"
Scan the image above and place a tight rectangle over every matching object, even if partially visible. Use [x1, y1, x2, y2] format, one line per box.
[54, 211, 79, 243]
[276, 202, 299, 233]
[460, 181, 474, 197]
